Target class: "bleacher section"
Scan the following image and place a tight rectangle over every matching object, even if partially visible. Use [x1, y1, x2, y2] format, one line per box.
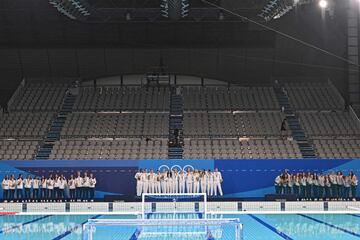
[183, 112, 287, 137]
[61, 113, 168, 137]
[274, 84, 316, 158]
[313, 139, 360, 159]
[8, 83, 67, 111]
[49, 139, 168, 160]
[283, 81, 360, 159]
[235, 112, 286, 136]
[285, 82, 344, 110]
[183, 86, 279, 110]
[0, 112, 54, 138]
[0, 82, 69, 160]
[0, 140, 39, 160]
[0, 78, 359, 160]
[299, 112, 360, 159]
[73, 86, 169, 111]
[299, 112, 360, 136]
[182, 85, 298, 159]
[183, 139, 301, 159]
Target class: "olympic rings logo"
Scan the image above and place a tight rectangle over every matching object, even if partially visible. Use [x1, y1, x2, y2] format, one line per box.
[158, 165, 195, 172]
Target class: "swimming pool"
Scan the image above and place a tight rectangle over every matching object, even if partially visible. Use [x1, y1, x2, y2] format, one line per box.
[0, 213, 359, 239]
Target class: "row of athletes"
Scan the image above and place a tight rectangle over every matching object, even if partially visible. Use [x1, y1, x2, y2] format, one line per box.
[1, 171, 97, 202]
[275, 170, 358, 201]
[135, 168, 223, 197]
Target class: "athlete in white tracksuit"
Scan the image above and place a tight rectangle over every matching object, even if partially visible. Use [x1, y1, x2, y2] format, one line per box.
[193, 169, 200, 193]
[172, 169, 179, 193]
[200, 169, 207, 194]
[213, 168, 223, 196]
[155, 170, 161, 193]
[166, 170, 173, 193]
[186, 168, 193, 193]
[179, 170, 186, 193]
[141, 169, 148, 194]
[135, 169, 143, 197]
[148, 169, 156, 193]
[160, 169, 167, 193]
[207, 170, 214, 196]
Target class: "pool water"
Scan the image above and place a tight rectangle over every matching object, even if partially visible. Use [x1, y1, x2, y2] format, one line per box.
[0, 213, 360, 239]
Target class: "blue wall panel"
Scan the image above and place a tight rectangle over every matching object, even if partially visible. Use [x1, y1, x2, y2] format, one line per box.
[0, 159, 358, 198]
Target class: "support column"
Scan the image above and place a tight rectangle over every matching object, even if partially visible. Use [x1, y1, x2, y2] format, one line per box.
[348, 0, 360, 111]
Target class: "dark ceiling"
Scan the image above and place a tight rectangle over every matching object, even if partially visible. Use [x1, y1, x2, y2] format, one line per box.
[0, 0, 350, 106]
[0, 0, 276, 48]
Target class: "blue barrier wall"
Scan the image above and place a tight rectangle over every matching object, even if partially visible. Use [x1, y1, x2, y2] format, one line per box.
[0, 159, 358, 198]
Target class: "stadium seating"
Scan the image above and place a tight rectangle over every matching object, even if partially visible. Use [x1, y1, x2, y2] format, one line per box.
[0, 140, 39, 160]
[229, 87, 279, 110]
[0, 112, 55, 138]
[182, 86, 279, 110]
[61, 113, 168, 137]
[73, 86, 169, 111]
[298, 111, 360, 158]
[183, 113, 210, 137]
[183, 139, 302, 159]
[49, 139, 168, 160]
[1, 79, 359, 160]
[8, 83, 67, 112]
[182, 87, 210, 110]
[299, 111, 360, 136]
[284, 82, 344, 110]
[313, 139, 360, 159]
[235, 112, 287, 136]
[183, 112, 287, 137]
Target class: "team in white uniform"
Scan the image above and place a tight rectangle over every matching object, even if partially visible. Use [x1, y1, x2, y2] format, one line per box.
[1, 176, 9, 202]
[1, 172, 97, 202]
[134, 168, 223, 196]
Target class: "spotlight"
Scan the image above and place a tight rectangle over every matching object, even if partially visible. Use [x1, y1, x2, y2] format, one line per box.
[319, 0, 328, 8]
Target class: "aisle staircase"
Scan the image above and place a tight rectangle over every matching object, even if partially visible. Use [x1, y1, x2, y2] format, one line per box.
[35, 92, 76, 160]
[274, 86, 317, 158]
[168, 87, 184, 159]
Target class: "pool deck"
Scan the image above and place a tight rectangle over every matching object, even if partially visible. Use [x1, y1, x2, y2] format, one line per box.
[0, 201, 359, 215]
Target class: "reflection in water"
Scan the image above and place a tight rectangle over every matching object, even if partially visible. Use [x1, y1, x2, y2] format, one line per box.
[1, 214, 228, 239]
[1, 222, 82, 235]
[134, 213, 225, 239]
[263, 215, 360, 237]
[0, 214, 358, 239]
